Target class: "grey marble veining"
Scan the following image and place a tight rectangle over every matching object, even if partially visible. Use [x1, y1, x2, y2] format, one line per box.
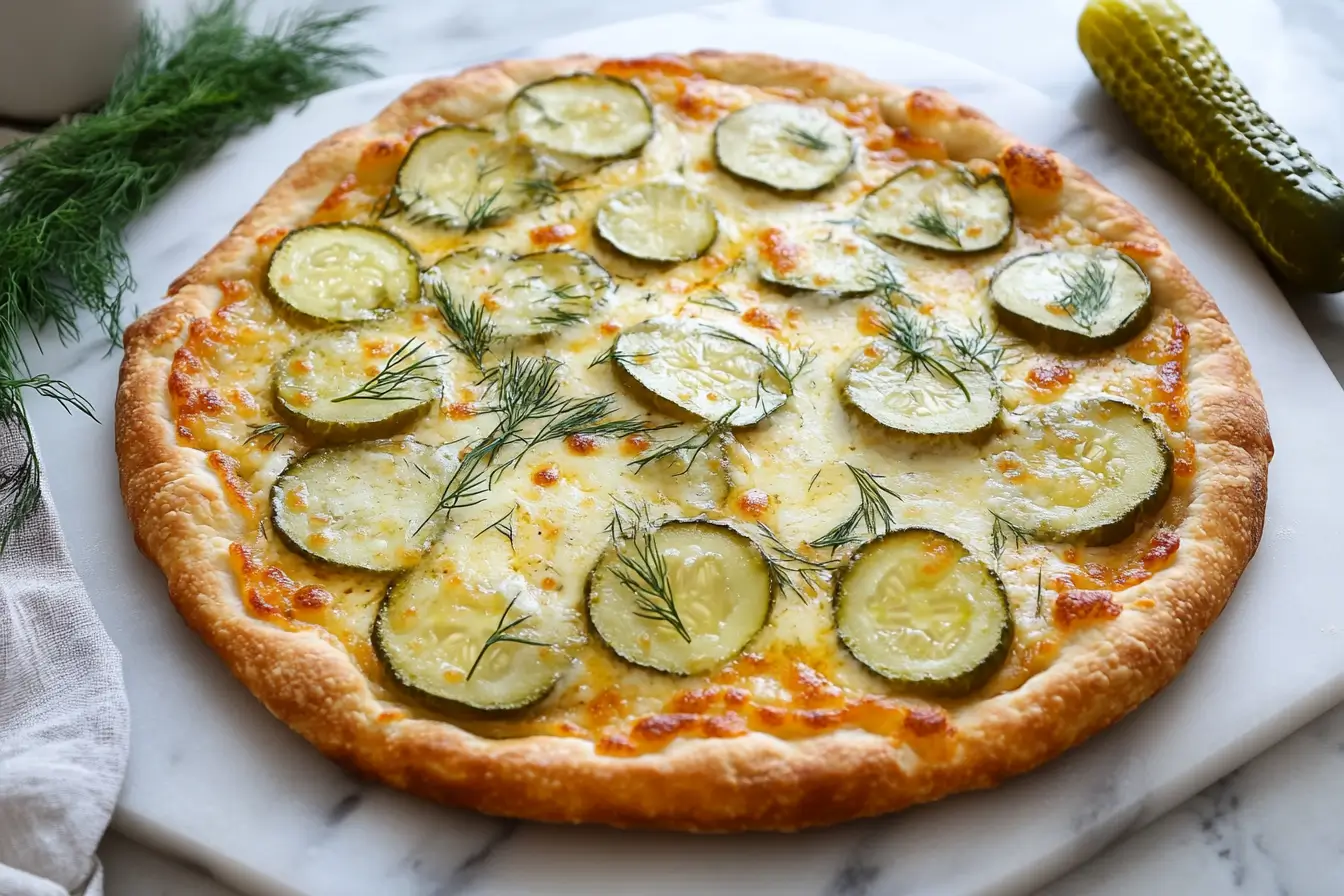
[76, 1, 1344, 894]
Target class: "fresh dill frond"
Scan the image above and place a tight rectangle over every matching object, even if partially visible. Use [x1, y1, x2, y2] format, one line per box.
[782, 124, 833, 152]
[426, 277, 497, 370]
[606, 504, 690, 643]
[947, 319, 1006, 373]
[518, 176, 587, 208]
[518, 92, 562, 128]
[475, 504, 516, 547]
[630, 406, 737, 476]
[331, 339, 446, 403]
[244, 421, 290, 451]
[1054, 257, 1114, 332]
[754, 522, 840, 603]
[398, 159, 515, 232]
[465, 597, 551, 680]
[989, 510, 1031, 562]
[910, 203, 964, 248]
[587, 343, 652, 369]
[702, 326, 813, 393]
[687, 290, 739, 312]
[1034, 565, 1046, 618]
[876, 305, 971, 401]
[810, 463, 902, 552]
[531, 282, 591, 328]
[520, 394, 667, 457]
[864, 261, 920, 307]
[0, 1, 371, 549]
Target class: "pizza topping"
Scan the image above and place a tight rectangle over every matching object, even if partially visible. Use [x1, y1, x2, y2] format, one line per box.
[988, 397, 1173, 546]
[506, 73, 654, 160]
[610, 317, 798, 426]
[270, 438, 458, 572]
[374, 536, 575, 710]
[426, 247, 611, 337]
[595, 181, 718, 262]
[757, 226, 902, 296]
[264, 224, 420, 324]
[393, 125, 534, 230]
[990, 248, 1152, 351]
[859, 161, 1013, 252]
[714, 102, 854, 192]
[273, 326, 447, 441]
[835, 528, 1012, 694]
[587, 515, 772, 675]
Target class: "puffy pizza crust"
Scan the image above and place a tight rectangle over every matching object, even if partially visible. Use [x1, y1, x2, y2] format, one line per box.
[116, 52, 1271, 830]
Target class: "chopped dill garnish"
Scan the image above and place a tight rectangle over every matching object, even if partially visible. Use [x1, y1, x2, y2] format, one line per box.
[465, 597, 551, 680]
[518, 92, 562, 128]
[864, 261, 920, 307]
[426, 277, 497, 370]
[989, 510, 1031, 562]
[810, 463, 902, 552]
[630, 406, 737, 476]
[782, 124, 833, 152]
[518, 176, 588, 208]
[1054, 257, 1114, 332]
[606, 502, 690, 643]
[530, 282, 591, 328]
[587, 343, 652, 369]
[687, 290, 739, 312]
[755, 522, 840, 602]
[702, 326, 814, 393]
[875, 305, 971, 401]
[1034, 565, 1046, 618]
[244, 421, 289, 451]
[475, 504, 516, 547]
[330, 338, 446, 403]
[0, 2, 370, 549]
[947, 319, 1006, 373]
[910, 203, 964, 248]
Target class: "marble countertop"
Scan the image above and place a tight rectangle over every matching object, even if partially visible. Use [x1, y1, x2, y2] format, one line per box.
[98, 0, 1344, 893]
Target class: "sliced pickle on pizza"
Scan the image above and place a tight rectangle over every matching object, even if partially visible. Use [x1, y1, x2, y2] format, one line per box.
[507, 73, 654, 161]
[836, 528, 1012, 695]
[428, 247, 611, 337]
[273, 326, 447, 442]
[714, 102, 854, 192]
[270, 438, 457, 572]
[373, 541, 571, 711]
[610, 317, 792, 426]
[586, 519, 772, 675]
[594, 182, 718, 262]
[758, 226, 900, 296]
[989, 397, 1173, 546]
[264, 224, 420, 324]
[393, 125, 534, 229]
[843, 342, 1000, 437]
[990, 248, 1152, 352]
[859, 161, 1012, 253]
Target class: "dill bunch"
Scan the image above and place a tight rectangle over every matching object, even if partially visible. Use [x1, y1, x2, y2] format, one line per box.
[0, 1, 372, 549]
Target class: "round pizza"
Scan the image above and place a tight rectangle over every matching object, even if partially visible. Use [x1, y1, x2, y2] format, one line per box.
[115, 52, 1272, 830]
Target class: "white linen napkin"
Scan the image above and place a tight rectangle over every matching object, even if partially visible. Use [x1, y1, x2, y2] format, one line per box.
[0, 423, 130, 896]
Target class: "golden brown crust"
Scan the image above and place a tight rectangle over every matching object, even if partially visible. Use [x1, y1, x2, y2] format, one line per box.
[115, 52, 1271, 831]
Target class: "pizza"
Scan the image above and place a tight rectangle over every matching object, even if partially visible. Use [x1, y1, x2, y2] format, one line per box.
[115, 52, 1272, 831]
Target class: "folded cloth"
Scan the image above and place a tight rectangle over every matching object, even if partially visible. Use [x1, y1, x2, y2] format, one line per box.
[0, 422, 130, 896]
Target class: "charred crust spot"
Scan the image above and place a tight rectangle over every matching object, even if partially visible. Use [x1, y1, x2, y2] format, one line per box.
[999, 143, 1064, 198]
[293, 585, 333, 609]
[903, 706, 949, 737]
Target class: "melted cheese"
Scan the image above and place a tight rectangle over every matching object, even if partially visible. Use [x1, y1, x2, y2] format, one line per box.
[169, 68, 1196, 749]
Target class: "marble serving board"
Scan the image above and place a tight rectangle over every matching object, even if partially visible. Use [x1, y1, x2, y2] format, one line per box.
[24, 9, 1344, 896]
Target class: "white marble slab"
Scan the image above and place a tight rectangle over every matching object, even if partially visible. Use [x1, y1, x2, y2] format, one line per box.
[22, 4, 1344, 895]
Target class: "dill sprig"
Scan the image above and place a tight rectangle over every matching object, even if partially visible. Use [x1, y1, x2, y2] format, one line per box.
[703, 326, 813, 394]
[518, 176, 587, 208]
[607, 502, 690, 643]
[588, 343, 651, 369]
[754, 522, 839, 602]
[331, 339, 446, 403]
[910, 204, 964, 248]
[530, 282, 591, 329]
[782, 124, 833, 152]
[810, 463, 902, 551]
[518, 92, 562, 128]
[1034, 566, 1046, 618]
[244, 421, 290, 450]
[426, 277, 497, 370]
[0, 2, 371, 549]
[630, 405, 737, 476]
[465, 597, 551, 680]
[947, 319, 1007, 373]
[396, 158, 514, 232]
[876, 305, 971, 401]
[1054, 257, 1114, 332]
[864, 261, 921, 307]
[989, 510, 1031, 562]
[475, 504, 516, 547]
[687, 290, 738, 312]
